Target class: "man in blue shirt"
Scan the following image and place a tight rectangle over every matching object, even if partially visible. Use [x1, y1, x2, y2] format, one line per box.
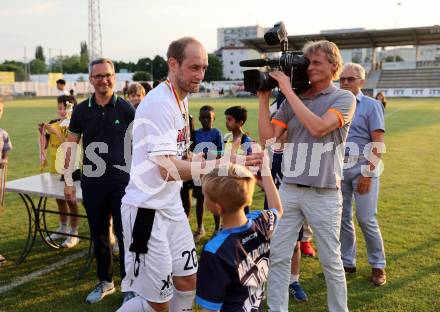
[339, 63, 387, 286]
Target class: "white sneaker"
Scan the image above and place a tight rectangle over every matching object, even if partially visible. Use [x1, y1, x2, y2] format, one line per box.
[46, 225, 68, 241]
[61, 230, 80, 248]
[86, 280, 115, 304]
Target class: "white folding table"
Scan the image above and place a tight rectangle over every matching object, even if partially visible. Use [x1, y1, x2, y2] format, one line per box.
[6, 173, 92, 276]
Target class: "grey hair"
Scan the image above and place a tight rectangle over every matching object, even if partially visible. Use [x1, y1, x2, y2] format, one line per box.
[343, 62, 366, 80]
[88, 58, 115, 74]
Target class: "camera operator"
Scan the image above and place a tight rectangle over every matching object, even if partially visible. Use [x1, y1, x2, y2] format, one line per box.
[258, 40, 355, 312]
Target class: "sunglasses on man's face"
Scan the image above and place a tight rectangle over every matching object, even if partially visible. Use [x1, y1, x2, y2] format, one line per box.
[339, 76, 360, 83]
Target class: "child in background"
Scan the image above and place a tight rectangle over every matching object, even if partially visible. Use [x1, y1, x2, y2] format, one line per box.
[224, 106, 253, 155]
[69, 89, 78, 106]
[196, 157, 283, 311]
[375, 91, 387, 108]
[39, 95, 80, 248]
[127, 83, 146, 109]
[140, 82, 152, 95]
[192, 105, 223, 242]
[0, 95, 12, 265]
[224, 105, 253, 214]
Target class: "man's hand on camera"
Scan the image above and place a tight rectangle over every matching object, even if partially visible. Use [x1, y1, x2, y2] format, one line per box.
[269, 71, 292, 95]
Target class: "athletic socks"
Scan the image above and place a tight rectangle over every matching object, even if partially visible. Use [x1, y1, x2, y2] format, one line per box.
[290, 274, 299, 284]
[169, 289, 195, 312]
[117, 289, 195, 312]
[60, 223, 68, 231]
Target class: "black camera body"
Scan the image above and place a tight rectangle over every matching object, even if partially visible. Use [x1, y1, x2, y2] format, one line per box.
[240, 22, 310, 94]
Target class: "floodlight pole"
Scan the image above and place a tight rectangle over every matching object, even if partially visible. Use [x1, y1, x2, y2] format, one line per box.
[88, 0, 103, 62]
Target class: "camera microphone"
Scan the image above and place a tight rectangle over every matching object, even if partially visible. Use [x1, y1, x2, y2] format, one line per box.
[239, 59, 270, 67]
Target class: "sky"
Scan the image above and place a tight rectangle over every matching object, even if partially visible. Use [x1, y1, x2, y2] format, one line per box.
[0, 0, 438, 63]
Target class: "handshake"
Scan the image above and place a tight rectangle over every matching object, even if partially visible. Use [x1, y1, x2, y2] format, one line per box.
[191, 141, 272, 181]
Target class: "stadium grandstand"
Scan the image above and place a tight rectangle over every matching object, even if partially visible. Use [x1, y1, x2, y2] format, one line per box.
[242, 25, 440, 97]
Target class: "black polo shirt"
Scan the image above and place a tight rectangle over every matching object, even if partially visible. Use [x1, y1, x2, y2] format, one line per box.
[69, 93, 135, 185]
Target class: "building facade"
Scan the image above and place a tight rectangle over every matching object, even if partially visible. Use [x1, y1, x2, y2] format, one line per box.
[217, 25, 267, 80]
[217, 25, 266, 50]
[220, 48, 262, 80]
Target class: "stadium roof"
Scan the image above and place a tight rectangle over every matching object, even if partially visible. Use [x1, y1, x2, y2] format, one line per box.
[241, 25, 440, 52]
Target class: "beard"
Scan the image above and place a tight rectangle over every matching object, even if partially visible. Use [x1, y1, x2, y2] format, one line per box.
[176, 73, 200, 94]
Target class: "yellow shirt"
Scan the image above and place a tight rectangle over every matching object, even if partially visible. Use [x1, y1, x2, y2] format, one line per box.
[47, 119, 81, 174]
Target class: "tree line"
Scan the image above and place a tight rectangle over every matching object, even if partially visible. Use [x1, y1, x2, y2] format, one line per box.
[0, 42, 224, 82]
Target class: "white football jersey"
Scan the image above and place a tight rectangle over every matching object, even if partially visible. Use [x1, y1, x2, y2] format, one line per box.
[121, 81, 190, 220]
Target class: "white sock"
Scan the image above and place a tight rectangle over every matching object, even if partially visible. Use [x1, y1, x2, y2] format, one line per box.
[290, 274, 299, 284]
[59, 223, 68, 233]
[169, 289, 195, 312]
[116, 296, 156, 312]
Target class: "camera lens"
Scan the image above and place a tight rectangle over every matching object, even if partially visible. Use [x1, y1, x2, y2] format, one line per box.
[243, 70, 278, 93]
